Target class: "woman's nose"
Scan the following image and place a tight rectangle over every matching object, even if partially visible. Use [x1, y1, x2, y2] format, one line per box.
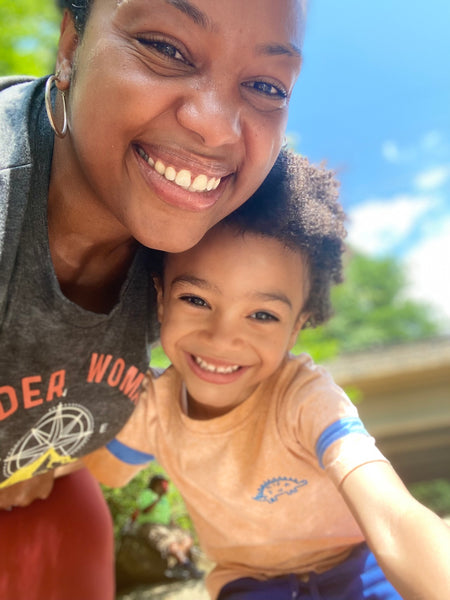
[176, 84, 242, 148]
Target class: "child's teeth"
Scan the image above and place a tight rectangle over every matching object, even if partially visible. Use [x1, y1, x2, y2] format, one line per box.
[138, 148, 222, 192]
[194, 356, 239, 374]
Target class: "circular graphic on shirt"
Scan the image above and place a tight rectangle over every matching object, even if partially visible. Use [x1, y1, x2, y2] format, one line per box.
[2, 403, 94, 479]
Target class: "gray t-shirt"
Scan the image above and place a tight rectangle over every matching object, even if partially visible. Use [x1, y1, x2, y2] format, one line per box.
[0, 77, 159, 486]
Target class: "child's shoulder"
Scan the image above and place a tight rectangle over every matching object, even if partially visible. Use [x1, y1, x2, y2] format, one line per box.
[281, 352, 336, 390]
[274, 353, 355, 416]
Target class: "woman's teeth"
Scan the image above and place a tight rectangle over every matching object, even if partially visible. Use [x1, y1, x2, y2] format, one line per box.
[137, 147, 221, 192]
[194, 356, 240, 374]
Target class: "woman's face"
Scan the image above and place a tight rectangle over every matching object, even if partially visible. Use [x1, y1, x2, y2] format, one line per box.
[57, 0, 304, 251]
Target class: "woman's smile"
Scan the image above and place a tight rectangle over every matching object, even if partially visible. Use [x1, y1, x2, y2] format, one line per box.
[133, 142, 234, 212]
[54, 0, 304, 252]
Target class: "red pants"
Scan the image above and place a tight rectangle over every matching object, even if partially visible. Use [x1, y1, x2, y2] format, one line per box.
[0, 468, 114, 600]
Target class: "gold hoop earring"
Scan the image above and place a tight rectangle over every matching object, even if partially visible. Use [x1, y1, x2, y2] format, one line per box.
[45, 74, 68, 138]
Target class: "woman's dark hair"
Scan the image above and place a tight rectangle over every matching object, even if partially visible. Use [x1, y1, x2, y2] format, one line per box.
[56, 0, 93, 35]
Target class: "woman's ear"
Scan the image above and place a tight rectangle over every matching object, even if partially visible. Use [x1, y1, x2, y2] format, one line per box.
[55, 10, 80, 91]
[153, 277, 164, 324]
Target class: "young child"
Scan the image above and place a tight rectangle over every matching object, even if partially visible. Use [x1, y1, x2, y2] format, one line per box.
[85, 151, 450, 600]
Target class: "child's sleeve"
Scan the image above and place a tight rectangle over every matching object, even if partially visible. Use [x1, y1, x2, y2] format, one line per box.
[281, 358, 389, 487]
[315, 415, 388, 487]
[83, 370, 158, 487]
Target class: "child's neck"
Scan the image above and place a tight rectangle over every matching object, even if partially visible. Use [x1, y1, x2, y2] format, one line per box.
[186, 389, 256, 421]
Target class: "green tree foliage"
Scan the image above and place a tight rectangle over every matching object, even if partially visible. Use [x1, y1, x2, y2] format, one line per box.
[293, 251, 438, 359]
[409, 479, 450, 518]
[0, 1, 61, 77]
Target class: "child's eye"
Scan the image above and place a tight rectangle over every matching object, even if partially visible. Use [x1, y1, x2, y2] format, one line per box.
[137, 37, 190, 65]
[179, 295, 209, 308]
[249, 311, 279, 322]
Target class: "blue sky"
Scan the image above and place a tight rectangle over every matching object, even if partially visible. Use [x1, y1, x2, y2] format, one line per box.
[287, 0, 450, 330]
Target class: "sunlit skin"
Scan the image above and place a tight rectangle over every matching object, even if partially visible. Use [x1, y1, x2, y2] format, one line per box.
[155, 226, 310, 419]
[50, 0, 305, 276]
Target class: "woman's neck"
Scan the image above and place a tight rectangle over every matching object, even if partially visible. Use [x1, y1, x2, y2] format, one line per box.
[47, 156, 138, 313]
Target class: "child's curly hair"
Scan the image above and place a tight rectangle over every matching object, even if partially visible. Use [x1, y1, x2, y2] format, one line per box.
[221, 149, 347, 328]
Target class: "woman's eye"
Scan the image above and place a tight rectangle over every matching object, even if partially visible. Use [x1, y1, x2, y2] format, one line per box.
[249, 311, 279, 322]
[137, 38, 188, 64]
[242, 80, 288, 100]
[180, 295, 208, 308]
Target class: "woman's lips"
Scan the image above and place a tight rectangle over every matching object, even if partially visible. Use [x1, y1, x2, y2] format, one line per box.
[137, 146, 221, 192]
[134, 145, 231, 212]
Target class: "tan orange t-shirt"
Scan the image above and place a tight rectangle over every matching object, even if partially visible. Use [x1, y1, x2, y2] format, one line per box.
[131, 354, 388, 599]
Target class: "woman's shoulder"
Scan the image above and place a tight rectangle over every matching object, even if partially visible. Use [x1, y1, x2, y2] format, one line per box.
[0, 75, 36, 94]
[0, 76, 47, 169]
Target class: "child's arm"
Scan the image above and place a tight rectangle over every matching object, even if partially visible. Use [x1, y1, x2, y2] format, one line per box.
[83, 370, 159, 487]
[340, 460, 450, 600]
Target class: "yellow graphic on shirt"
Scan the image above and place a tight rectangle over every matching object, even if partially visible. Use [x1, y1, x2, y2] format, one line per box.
[0, 448, 75, 488]
[1, 403, 94, 484]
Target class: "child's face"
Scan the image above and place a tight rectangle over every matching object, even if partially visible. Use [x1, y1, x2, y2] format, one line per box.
[58, 0, 305, 252]
[156, 227, 309, 419]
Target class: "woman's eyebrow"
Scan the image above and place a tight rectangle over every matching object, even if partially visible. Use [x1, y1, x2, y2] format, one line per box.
[165, 0, 212, 29]
[165, 0, 302, 59]
[256, 42, 302, 59]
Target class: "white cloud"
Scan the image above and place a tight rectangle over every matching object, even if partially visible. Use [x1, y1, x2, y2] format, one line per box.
[381, 140, 401, 163]
[381, 131, 447, 165]
[414, 165, 450, 191]
[404, 217, 450, 326]
[421, 130, 443, 152]
[347, 195, 434, 255]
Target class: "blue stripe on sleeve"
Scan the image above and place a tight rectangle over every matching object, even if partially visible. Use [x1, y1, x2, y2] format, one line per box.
[315, 417, 369, 469]
[106, 438, 154, 465]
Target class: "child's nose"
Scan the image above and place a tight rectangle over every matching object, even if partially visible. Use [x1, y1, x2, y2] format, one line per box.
[204, 313, 242, 348]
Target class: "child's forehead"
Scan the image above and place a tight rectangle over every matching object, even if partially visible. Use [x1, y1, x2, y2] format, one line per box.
[163, 226, 306, 284]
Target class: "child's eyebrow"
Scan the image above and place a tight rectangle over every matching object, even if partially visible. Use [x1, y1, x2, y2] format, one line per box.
[170, 276, 293, 309]
[253, 291, 293, 310]
[170, 274, 219, 292]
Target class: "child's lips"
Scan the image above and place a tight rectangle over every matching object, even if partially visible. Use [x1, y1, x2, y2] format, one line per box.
[186, 352, 249, 384]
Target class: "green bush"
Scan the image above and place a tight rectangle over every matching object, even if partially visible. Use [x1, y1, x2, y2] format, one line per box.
[102, 462, 195, 543]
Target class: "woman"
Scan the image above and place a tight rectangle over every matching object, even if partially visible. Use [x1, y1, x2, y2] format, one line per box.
[0, 0, 306, 598]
